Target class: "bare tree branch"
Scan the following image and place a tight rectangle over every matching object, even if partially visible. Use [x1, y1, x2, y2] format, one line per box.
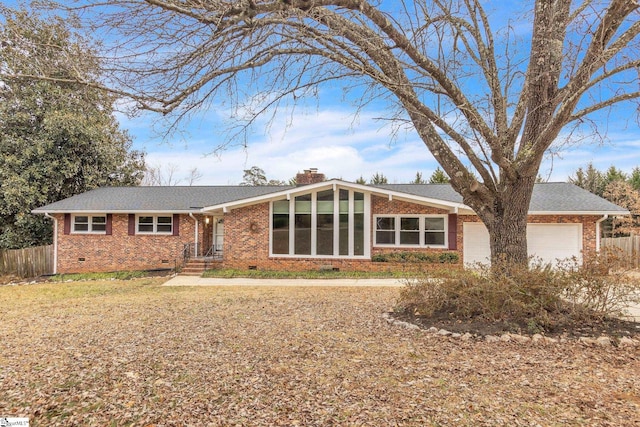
[7, 0, 639, 266]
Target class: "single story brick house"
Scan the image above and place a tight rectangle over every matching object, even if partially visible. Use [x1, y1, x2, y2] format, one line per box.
[32, 169, 628, 274]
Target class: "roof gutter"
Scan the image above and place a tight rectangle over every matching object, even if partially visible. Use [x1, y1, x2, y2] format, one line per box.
[43, 213, 57, 275]
[596, 214, 608, 252]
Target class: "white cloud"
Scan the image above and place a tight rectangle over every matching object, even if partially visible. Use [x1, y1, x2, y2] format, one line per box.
[130, 101, 640, 186]
[135, 106, 444, 184]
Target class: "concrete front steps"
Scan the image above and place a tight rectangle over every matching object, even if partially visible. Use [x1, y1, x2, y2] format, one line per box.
[180, 258, 219, 276]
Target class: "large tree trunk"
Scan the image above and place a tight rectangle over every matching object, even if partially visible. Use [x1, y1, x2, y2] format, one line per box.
[485, 197, 529, 268]
[472, 177, 537, 268]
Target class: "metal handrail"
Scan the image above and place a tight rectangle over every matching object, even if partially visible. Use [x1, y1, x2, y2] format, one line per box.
[182, 243, 194, 263]
[204, 245, 215, 258]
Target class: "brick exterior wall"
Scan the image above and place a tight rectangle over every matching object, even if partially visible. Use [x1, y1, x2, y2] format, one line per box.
[220, 197, 603, 272]
[52, 197, 604, 274]
[221, 196, 462, 272]
[54, 213, 200, 273]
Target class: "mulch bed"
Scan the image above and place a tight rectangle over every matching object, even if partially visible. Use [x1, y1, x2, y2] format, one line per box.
[392, 310, 640, 339]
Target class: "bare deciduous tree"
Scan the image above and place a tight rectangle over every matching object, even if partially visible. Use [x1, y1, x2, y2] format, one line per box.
[604, 181, 640, 235]
[16, 0, 640, 266]
[142, 163, 202, 186]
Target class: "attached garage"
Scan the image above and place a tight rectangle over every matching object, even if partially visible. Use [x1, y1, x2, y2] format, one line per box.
[463, 222, 583, 266]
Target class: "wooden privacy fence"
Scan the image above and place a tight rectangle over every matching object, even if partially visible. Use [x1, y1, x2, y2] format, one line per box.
[0, 245, 54, 278]
[601, 235, 640, 268]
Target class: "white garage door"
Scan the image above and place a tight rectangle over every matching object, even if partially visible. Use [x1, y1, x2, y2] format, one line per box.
[463, 223, 582, 267]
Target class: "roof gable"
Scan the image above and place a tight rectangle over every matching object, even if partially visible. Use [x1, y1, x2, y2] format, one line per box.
[201, 180, 468, 212]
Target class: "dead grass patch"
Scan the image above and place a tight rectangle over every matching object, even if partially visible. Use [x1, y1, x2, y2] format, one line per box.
[0, 279, 639, 426]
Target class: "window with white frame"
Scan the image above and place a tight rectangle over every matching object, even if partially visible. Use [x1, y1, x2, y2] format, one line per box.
[73, 215, 106, 233]
[271, 188, 368, 257]
[137, 215, 173, 234]
[374, 215, 447, 247]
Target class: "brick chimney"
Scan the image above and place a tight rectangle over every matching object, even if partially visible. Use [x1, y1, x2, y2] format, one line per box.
[296, 168, 326, 185]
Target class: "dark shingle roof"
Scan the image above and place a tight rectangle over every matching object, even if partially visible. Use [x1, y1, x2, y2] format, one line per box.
[375, 182, 627, 213]
[32, 182, 627, 214]
[32, 185, 293, 213]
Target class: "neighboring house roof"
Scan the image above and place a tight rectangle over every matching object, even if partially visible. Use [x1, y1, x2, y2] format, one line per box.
[32, 181, 629, 215]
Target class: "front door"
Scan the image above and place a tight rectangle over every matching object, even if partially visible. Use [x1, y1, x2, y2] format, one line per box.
[214, 218, 224, 256]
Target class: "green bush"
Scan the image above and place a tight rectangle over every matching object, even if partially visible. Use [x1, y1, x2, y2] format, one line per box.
[371, 254, 388, 262]
[372, 251, 459, 264]
[50, 270, 149, 282]
[438, 252, 459, 263]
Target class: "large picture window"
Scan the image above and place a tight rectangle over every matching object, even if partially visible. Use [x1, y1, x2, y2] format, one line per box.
[137, 215, 173, 234]
[271, 188, 369, 258]
[73, 215, 106, 233]
[374, 215, 447, 248]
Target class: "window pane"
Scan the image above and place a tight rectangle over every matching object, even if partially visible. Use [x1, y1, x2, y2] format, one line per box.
[376, 231, 395, 244]
[401, 218, 419, 230]
[317, 213, 333, 255]
[317, 189, 333, 202]
[74, 223, 89, 232]
[339, 189, 349, 214]
[376, 217, 395, 230]
[273, 200, 289, 214]
[399, 217, 420, 245]
[316, 190, 334, 255]
[91, 216, 106, 232]
[75, 216, 88, 224]
[400, 231, 420, 245]
[376, 217, 394, 245]
[295, 194, 311, 213]
[317, 203, 333, 214]
[339, 213, 349, 255]
[138, 216, 153, 232]
[425, 232, 445, 245]
[354, 213, 364, 255]
[425, 217, 445, 231]
[157, 216, 172, 233]
[354, 192, 364, 213]
[272, 214, 289, 254]
[295, 213, 311, 255]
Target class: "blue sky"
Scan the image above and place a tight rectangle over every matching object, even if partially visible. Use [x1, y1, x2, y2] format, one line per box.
[5, 0, 640, 185]
[108, 1, 640, 186]
[120, 100, 640, 185]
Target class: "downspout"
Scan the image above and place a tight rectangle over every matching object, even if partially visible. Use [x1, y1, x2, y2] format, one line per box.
[189, 213, 199, 257]
[595, 214, 608, 252]
[44, 213, 57, 275]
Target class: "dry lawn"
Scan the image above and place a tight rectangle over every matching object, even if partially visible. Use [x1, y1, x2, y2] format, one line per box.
[1, 278, 639, 426]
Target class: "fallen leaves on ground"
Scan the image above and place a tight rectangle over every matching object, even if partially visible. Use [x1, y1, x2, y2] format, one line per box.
[0, 279, 639, 426]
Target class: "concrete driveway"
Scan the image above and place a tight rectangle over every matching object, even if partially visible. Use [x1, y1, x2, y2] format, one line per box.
[163, 275, 405, 287]
[163, 275, 640, 321]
